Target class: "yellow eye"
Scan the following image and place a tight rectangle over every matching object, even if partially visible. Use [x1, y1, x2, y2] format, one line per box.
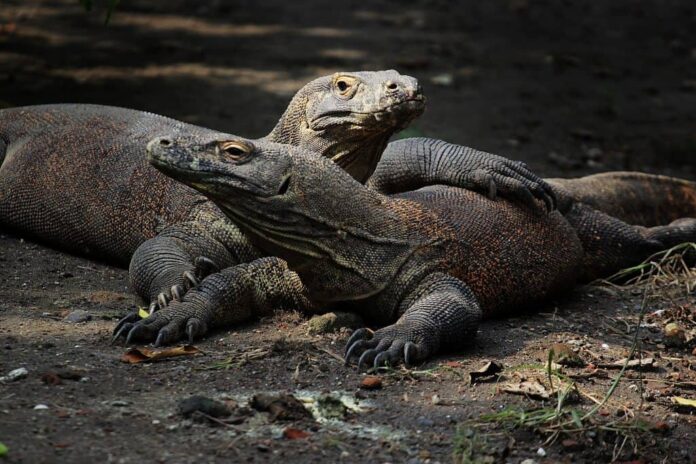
[333, 75, 358, 97]
[218, 140, 253, 160]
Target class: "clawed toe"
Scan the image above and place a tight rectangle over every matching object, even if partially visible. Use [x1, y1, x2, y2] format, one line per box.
[344, 328, 422, 370]
[183, 271, 199, 289]
[194, 256, 219, 279]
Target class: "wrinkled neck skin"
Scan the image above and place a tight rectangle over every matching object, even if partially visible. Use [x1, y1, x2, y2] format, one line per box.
[212, 158, 436, 305]
[262, 85, 396, 184]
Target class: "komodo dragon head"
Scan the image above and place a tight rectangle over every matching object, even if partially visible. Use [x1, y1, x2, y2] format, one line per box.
[266, 70, 425, 183]
[148, 135, 424, 303]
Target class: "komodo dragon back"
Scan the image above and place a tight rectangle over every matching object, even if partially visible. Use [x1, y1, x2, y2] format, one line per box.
[0, 104, 215, 264]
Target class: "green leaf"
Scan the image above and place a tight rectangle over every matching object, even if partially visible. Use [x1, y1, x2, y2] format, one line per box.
[0, 442, 8, 457]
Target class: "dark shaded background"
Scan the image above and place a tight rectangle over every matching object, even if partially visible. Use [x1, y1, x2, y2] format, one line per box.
[1, 3, 696, 463]
[2, 0, 695, 179]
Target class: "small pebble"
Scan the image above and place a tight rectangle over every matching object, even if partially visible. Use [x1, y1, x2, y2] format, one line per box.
[0, 367, 28, 382]
[34, 404, 49, 410]
[416, 416, 434, 428]
[360, 376, 382, 390]
[178, 395, 231, 418]
[536, 447, 546, 457]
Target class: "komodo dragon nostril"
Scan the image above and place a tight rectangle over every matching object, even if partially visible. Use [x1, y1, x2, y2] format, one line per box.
[159, 138, 172, 147]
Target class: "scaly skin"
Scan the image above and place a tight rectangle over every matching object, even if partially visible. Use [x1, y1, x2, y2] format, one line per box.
[118, 134, 696, 368]
[0, 71, 554, 319]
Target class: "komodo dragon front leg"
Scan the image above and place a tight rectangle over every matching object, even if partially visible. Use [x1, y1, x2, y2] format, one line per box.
[345, 273, 482, 368]
[126, 217, 262, 313]
[115, 257, 313, 345]
[368, 137, 557, 211]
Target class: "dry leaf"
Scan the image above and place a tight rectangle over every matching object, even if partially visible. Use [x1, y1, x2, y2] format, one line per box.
[469, 361, 503, 384]
[283, 427, 310, 439]
[120, 345, 202, 364]
[671, 396, 696, 409]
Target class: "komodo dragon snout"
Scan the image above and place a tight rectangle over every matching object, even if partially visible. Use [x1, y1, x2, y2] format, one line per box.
[147, 135, 294, 199]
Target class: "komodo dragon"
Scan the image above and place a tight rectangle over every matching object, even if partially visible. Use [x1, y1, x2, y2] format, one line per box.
[0, 71, 553, 323]
[117, 133, 696, 367]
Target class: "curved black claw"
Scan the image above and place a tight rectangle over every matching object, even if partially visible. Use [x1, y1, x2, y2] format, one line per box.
[112, 299, 212, 347]
[183, 271, 199, 290]
[147, 301, 158, 316]
[344, 328, 373, 356]
[157, 292, 170, 309]
[171, 284, 184, 301]
[194, 256, 219, 279]
[111, 320, 135, 344]
[186, 318, 206, 345]
[113, 312, 139, 336]
[344, 326, 426, 370]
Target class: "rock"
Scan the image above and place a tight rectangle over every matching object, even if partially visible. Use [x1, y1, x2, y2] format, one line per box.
[33, 404, 49, 410]
[63, 310, 91, 323]
[360, 375, 383, 390]
[250, 393, 312, 422]
[52, 299, 71, 308]
[551, 343, 584, 367]
[416, 416, 434, 427]
[664, 322, 686, 347]
[0, 367, 28, 383]
[178, 395, 232, 419]
[306, 311, 363, 334]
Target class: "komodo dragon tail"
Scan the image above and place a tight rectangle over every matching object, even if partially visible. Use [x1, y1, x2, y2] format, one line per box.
[548, 171, 696, 227]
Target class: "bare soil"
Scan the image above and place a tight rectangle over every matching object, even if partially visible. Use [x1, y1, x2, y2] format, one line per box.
[1, 1, 695, 463]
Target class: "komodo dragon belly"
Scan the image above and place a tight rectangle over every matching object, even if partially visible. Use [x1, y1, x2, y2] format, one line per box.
[0, 105, 216, 264]
[395, 186, 584, 315]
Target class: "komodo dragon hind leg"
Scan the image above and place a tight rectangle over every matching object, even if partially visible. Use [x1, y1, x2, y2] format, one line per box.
[114, 257, 313, 346]
[345, 273, 482, 370]
[566, 202, 696, 281]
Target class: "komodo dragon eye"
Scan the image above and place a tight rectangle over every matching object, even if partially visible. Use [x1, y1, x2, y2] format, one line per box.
[333, 75, 359, 98]
[218, 140, 253, 161]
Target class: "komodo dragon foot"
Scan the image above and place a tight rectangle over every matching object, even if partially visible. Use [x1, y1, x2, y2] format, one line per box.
[113, 257, 311, 347]
[151, 256, 220, 311]
[113, 256, 220, 336]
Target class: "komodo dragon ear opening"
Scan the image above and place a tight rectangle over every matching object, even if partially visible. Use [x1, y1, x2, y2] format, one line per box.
[277, 174, 292, 195]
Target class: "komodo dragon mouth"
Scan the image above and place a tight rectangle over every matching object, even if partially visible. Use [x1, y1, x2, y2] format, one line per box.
[311, 95, 426, 131]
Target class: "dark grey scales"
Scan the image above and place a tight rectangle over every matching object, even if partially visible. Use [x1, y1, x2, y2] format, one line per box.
[131, 133, 696, 368]
[0, 70, 553, 326]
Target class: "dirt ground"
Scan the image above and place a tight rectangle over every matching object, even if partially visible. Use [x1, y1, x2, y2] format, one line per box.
[1, 1, 695, 462]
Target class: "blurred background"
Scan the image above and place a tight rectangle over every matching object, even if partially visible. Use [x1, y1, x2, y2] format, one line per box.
[1, 0, 694, 178]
